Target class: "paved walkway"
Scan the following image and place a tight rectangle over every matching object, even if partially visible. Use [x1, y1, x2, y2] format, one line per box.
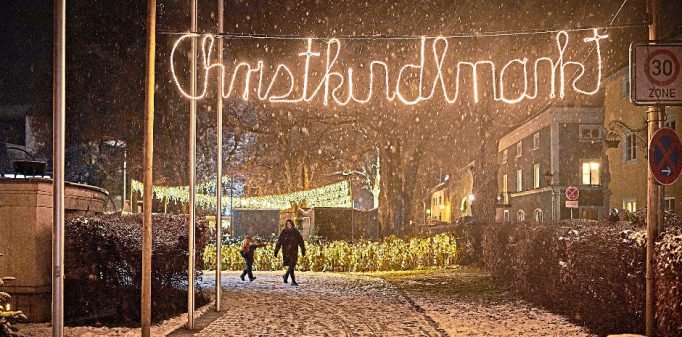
[181, 270, 594, 337]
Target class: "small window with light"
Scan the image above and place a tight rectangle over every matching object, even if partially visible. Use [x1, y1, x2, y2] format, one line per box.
[516, 141, 522, 157]
[533, 132, 540, 149]
[582, 161, 600, 186]
[502, 149, 508, 163]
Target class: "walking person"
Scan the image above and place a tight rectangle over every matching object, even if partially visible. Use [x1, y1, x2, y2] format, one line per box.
[240, 237, 266, 282]
[274, 219, 306, 286]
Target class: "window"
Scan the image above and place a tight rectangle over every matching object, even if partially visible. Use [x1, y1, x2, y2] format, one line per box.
[580, 125, 601, 140]
[582, 161, 600, 185]
[664, 116, 676, 131]
[504, 210, 510, 222]
[665, 197, 676, 213]
[502, 149, 508, 163]
[534, 164, 540, 189]
[622, 77, 629, 98]
[534, 209, 543, 222]
[624, 198, 637, 212]
[581, 209, 599, 220]
[533, 132, 540, 149]
[517, 169, 523, 192]
[517, 210, 525, 222]
[623, 132, 637, 163]
[502, 174, 509, 204]
[516, 141, 522, 157]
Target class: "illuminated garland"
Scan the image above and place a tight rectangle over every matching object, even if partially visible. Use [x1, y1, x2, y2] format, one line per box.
[171, 29, 607, 106]
[131, 179, 351, 210]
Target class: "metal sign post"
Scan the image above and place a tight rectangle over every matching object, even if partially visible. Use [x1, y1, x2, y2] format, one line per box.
[215, 0, 224, 312]
[188, 0, 197, 329]
[52, 0, 66, 335]
[141, 0, 157, 335]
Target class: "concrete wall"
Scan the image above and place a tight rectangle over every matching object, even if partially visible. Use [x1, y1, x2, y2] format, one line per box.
[0, 178, 108, 322]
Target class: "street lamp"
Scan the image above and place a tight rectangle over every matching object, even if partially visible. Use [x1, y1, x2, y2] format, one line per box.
[543, 171, 555, 221]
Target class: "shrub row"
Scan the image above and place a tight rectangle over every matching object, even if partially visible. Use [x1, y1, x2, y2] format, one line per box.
[64, 214, 210, 325]
[203, 233, 459, 272]
[457, 219, 682, 336]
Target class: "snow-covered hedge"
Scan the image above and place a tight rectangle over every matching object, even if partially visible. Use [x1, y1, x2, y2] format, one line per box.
[458, 218, 682, 336]
[64, 214, 210, 325]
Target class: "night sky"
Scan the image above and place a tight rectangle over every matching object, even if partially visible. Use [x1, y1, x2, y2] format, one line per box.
[0, 1, 52, 105]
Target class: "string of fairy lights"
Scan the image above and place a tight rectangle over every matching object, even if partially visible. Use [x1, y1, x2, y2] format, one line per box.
[131, 179, 351, 210]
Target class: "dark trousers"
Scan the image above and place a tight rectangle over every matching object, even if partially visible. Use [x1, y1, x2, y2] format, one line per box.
[284, 263, 296, 282]
[241, 260, 253, 279]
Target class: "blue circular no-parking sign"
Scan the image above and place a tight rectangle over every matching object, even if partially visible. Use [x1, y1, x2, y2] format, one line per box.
[565, 186, 579, 201]
[649, 127, 682, 185]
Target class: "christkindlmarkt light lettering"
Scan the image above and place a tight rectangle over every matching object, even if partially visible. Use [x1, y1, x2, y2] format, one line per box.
[170, 29, 608, 105]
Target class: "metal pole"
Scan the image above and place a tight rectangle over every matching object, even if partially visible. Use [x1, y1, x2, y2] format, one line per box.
[123, 148, 127, 212]
[52, 0, 66, 334]
[141, 0, 156, 335]
[188, 0, 197, 329]
[215, 0, 224, 312]
[646, 0, 661, 335]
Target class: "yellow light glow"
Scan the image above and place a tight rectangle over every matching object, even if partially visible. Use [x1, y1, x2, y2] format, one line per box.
[171, 30, 607, 106]
[132, 179, 351, 210]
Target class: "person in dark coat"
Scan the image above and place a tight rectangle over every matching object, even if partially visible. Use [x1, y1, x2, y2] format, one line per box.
[240, 237, 266, 282]
[274, 219, 306, 286]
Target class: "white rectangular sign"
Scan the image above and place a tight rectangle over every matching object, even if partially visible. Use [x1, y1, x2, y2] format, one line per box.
[631, 43, 682, 105]
[566, 200, 579, 208]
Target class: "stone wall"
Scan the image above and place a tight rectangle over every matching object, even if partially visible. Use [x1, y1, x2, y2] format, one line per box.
[0, 177, 108, 322]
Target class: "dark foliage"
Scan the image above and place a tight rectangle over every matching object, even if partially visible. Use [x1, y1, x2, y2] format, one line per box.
[458, 219, 681, 336]
[64, 214, 210, 325]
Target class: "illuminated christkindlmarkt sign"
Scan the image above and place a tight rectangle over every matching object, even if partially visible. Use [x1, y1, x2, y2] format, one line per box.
[170, 29, 608, 105]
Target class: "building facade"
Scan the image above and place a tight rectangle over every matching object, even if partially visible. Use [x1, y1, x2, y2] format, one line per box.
[604, 67, 682, 215]
[496, 106, 607, 222]
[428, 162, 475, 224]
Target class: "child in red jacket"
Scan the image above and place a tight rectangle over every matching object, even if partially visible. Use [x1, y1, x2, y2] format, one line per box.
[240, 237, 266, 282]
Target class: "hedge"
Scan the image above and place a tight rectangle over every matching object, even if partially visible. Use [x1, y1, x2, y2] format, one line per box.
[64, 214, 210, 325]
[456, 218, 682, 336]
[203, 233, 459, 272]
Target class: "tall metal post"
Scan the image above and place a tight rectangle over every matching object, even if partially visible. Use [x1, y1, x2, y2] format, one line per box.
[141, 0, 156, 335]
[122, 148, 127, 211]
[646, 0, 662, 334]
[215, 0, 224, 312]
[52, 0, 66, 335]
[188, 0, 198, 329]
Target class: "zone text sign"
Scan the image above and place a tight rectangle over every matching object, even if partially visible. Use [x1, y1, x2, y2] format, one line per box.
[631, 42, 682, 105]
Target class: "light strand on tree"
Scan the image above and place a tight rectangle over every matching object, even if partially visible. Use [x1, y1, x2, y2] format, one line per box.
[131, 179, 351, 210]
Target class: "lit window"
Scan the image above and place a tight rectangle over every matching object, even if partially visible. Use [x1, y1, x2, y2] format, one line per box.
[534, 164, 540, 189]
[534, 209, 543, 222]
[517, 210, 525, 222]
[502, 149, 508, 163]
[664, 116, 676, 131]
[516, 142, 523, 157]
[582, 162, 600, 185]
[533, 132, 540, 149]
[665, 197, 676, 213]
[502, 174, 508, 204]
[517, 169, 523, 192]
[504, 210, 510, 222]
[623, 133, 637, 163]
[580, 125, 601, 140]
[624, 198, 637, 212]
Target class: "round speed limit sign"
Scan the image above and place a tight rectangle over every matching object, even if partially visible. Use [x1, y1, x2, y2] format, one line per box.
[644, 49, 680, 86]
[631, 43, 682, 105]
